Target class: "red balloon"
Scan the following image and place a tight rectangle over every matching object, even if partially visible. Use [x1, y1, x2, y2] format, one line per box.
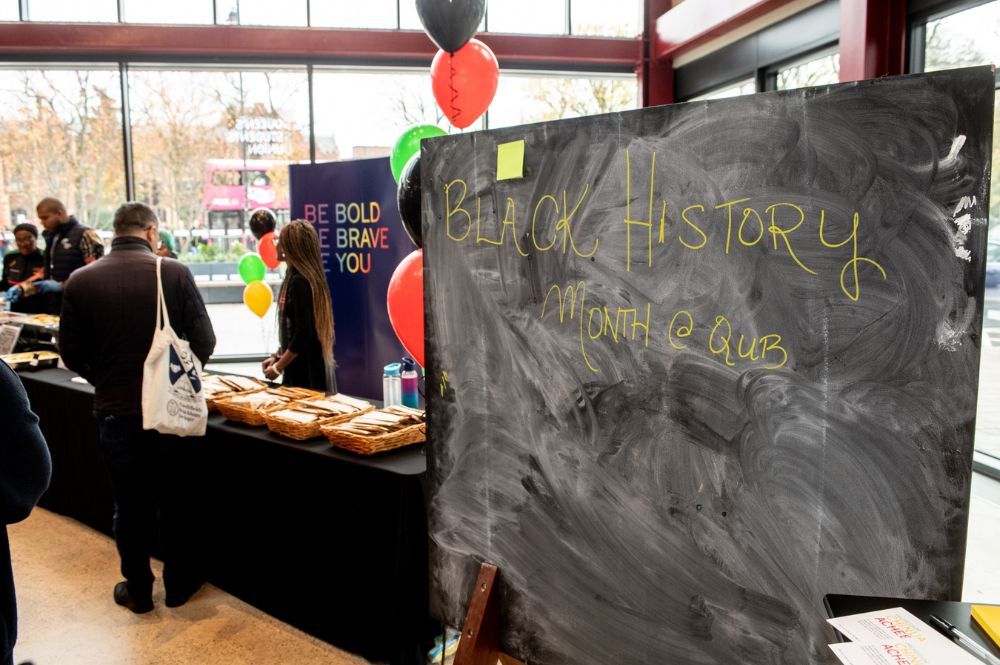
[386, 249, 425, 367]
[430, 38, 498, 130]
[259, 232, 280, 269]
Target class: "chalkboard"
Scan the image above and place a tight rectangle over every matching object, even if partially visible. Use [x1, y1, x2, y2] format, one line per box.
[422, 67, 994, 665]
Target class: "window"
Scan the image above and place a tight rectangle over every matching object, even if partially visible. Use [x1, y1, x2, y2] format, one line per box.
[488, 72, 638, 129]
[488, 0, 565, 35]
[25, 0, 117, 22]
[215, 0, 306, 26]
[571, 0, 641, 37]
[689, 78, 755, 102]
[484, 0, 641, 37]
[923, 1, 1000, 72]
[310, 0, 397, 29]
[1, 1, 18, 20]
[128, 67, 310, 234]
[775, 51, 840, 90]
[914, 0, 1000, 467]
[126, 67, 308, 357]
[673, 0, 839, 101]
[312, 68, 459, 162]
[122, 0, 214, 24]
[399, 2, 421, 30]
[0, 65, 125, 231]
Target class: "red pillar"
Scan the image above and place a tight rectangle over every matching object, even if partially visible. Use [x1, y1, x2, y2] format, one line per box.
[642, 0, 675, 106]
[839, 0, 907, 82]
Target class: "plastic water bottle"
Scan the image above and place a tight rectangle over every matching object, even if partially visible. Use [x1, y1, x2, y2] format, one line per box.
[400, 357, 419, 408]
[382, 363, 402, 407]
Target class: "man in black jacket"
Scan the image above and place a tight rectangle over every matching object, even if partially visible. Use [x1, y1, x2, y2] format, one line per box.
[32, 198, 105, 315]
[1, 361, 52, 665]
[59, 202, 215, 613]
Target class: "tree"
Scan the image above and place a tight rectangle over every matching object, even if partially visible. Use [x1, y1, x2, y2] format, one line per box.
[0, 69, 124, 230]
[524, 76, 636, 123]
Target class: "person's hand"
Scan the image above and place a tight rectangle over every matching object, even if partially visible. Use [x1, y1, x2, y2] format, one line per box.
[5, 285, 21, 304]
[261, 354, 276, 372]
[263, 363, 282, 381]
[34, 280, 63, 294]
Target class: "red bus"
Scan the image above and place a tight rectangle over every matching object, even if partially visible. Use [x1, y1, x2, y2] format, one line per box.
[202, 158, 290, 231]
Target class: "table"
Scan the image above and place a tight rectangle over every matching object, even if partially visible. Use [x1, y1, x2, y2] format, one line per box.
[17, 367, 433, 664]
[825, 594, 1000, 657]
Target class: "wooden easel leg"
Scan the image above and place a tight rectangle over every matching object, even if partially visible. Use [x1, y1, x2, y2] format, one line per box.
[454, 563, 502, 665]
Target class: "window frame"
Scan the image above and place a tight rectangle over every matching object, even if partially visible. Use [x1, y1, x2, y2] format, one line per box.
[907, 0, 1000, 475]
[673, 0, 840, 102]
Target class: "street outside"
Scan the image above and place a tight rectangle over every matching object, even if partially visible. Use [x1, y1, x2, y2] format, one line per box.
[205, 302, 277, 357]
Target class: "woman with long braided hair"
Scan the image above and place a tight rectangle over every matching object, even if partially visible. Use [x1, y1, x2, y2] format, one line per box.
[262, 220, 336, 392]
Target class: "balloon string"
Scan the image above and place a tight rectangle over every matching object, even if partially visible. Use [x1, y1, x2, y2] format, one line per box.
[449, 56, 462, 125]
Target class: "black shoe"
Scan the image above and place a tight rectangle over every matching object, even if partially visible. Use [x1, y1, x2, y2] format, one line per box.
[113, 581, 153, 614]
[165, 580, 204, 608]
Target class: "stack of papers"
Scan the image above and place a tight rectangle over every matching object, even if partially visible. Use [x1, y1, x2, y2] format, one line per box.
[827, 608, 983, 665]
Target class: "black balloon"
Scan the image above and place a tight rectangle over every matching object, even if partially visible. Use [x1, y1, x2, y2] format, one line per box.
[396, 154, 422, 249]
[416, 0, 486, 55]
[248, 208, 277, 240]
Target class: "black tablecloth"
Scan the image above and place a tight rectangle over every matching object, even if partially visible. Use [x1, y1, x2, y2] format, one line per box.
[17, 367, 432, 663]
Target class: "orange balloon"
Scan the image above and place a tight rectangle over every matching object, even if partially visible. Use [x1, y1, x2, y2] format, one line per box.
[430, 39, 498, 129]
[259, 231, 279, 269]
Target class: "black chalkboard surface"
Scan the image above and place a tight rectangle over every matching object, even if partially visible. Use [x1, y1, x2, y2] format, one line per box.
[421, 67, 994, 665]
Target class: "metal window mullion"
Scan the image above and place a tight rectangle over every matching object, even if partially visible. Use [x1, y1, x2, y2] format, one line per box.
[18, 0, 27, 20]
[117, 0, 124, 22]
[307, 63, 316, 162]
[565, 0, 571, 35]
[119, 61, 135, 201]
[908, 21, 926, 73]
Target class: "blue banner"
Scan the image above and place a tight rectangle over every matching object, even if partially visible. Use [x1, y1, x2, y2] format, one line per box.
[289, 158, 412, 400]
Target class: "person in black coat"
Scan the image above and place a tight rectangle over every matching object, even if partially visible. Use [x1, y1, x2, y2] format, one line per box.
[59, 202, 216, 614]
[2, 224, 45, 314]
[0, 360, 52, 665]
[35, 198, 105, 315]
[262, 220, 336, 393]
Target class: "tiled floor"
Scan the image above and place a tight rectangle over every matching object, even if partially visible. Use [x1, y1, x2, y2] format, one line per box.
[9, 509, 370, 665]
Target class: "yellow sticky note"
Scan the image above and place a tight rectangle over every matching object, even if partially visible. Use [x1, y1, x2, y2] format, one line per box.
[496, 140, 525, 181]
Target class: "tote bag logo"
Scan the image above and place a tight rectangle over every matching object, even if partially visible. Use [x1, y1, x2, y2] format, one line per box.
[168, 344, 202, 394]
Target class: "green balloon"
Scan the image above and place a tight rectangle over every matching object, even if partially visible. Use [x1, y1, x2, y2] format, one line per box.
[391, 124, 446, 182]
[238, 253, 266, 285]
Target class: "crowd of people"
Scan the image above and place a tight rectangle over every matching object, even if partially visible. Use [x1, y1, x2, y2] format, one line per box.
[1, 198, 336, 665]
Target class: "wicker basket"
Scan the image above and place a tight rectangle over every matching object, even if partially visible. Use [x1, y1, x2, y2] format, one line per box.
[203, 375, 268, 410]
[264, 394, 375, 440]
[215, 386, 323, 425]
[321, 405, 426, 455]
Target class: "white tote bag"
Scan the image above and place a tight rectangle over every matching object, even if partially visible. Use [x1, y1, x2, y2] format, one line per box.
[141, 256, 207, 436]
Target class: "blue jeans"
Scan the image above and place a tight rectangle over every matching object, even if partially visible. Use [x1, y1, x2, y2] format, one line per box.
[97, 415, 201, 599]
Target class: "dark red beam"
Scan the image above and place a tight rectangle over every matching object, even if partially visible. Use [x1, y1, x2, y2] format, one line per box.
[839, 0, 906, 82]
[653, 0, 796, 61]
[641, 0, 675, 106]
[0, 22, 640, 70]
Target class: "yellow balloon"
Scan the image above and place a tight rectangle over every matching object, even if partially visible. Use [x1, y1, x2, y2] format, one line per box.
[243, 280, 272, 318]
